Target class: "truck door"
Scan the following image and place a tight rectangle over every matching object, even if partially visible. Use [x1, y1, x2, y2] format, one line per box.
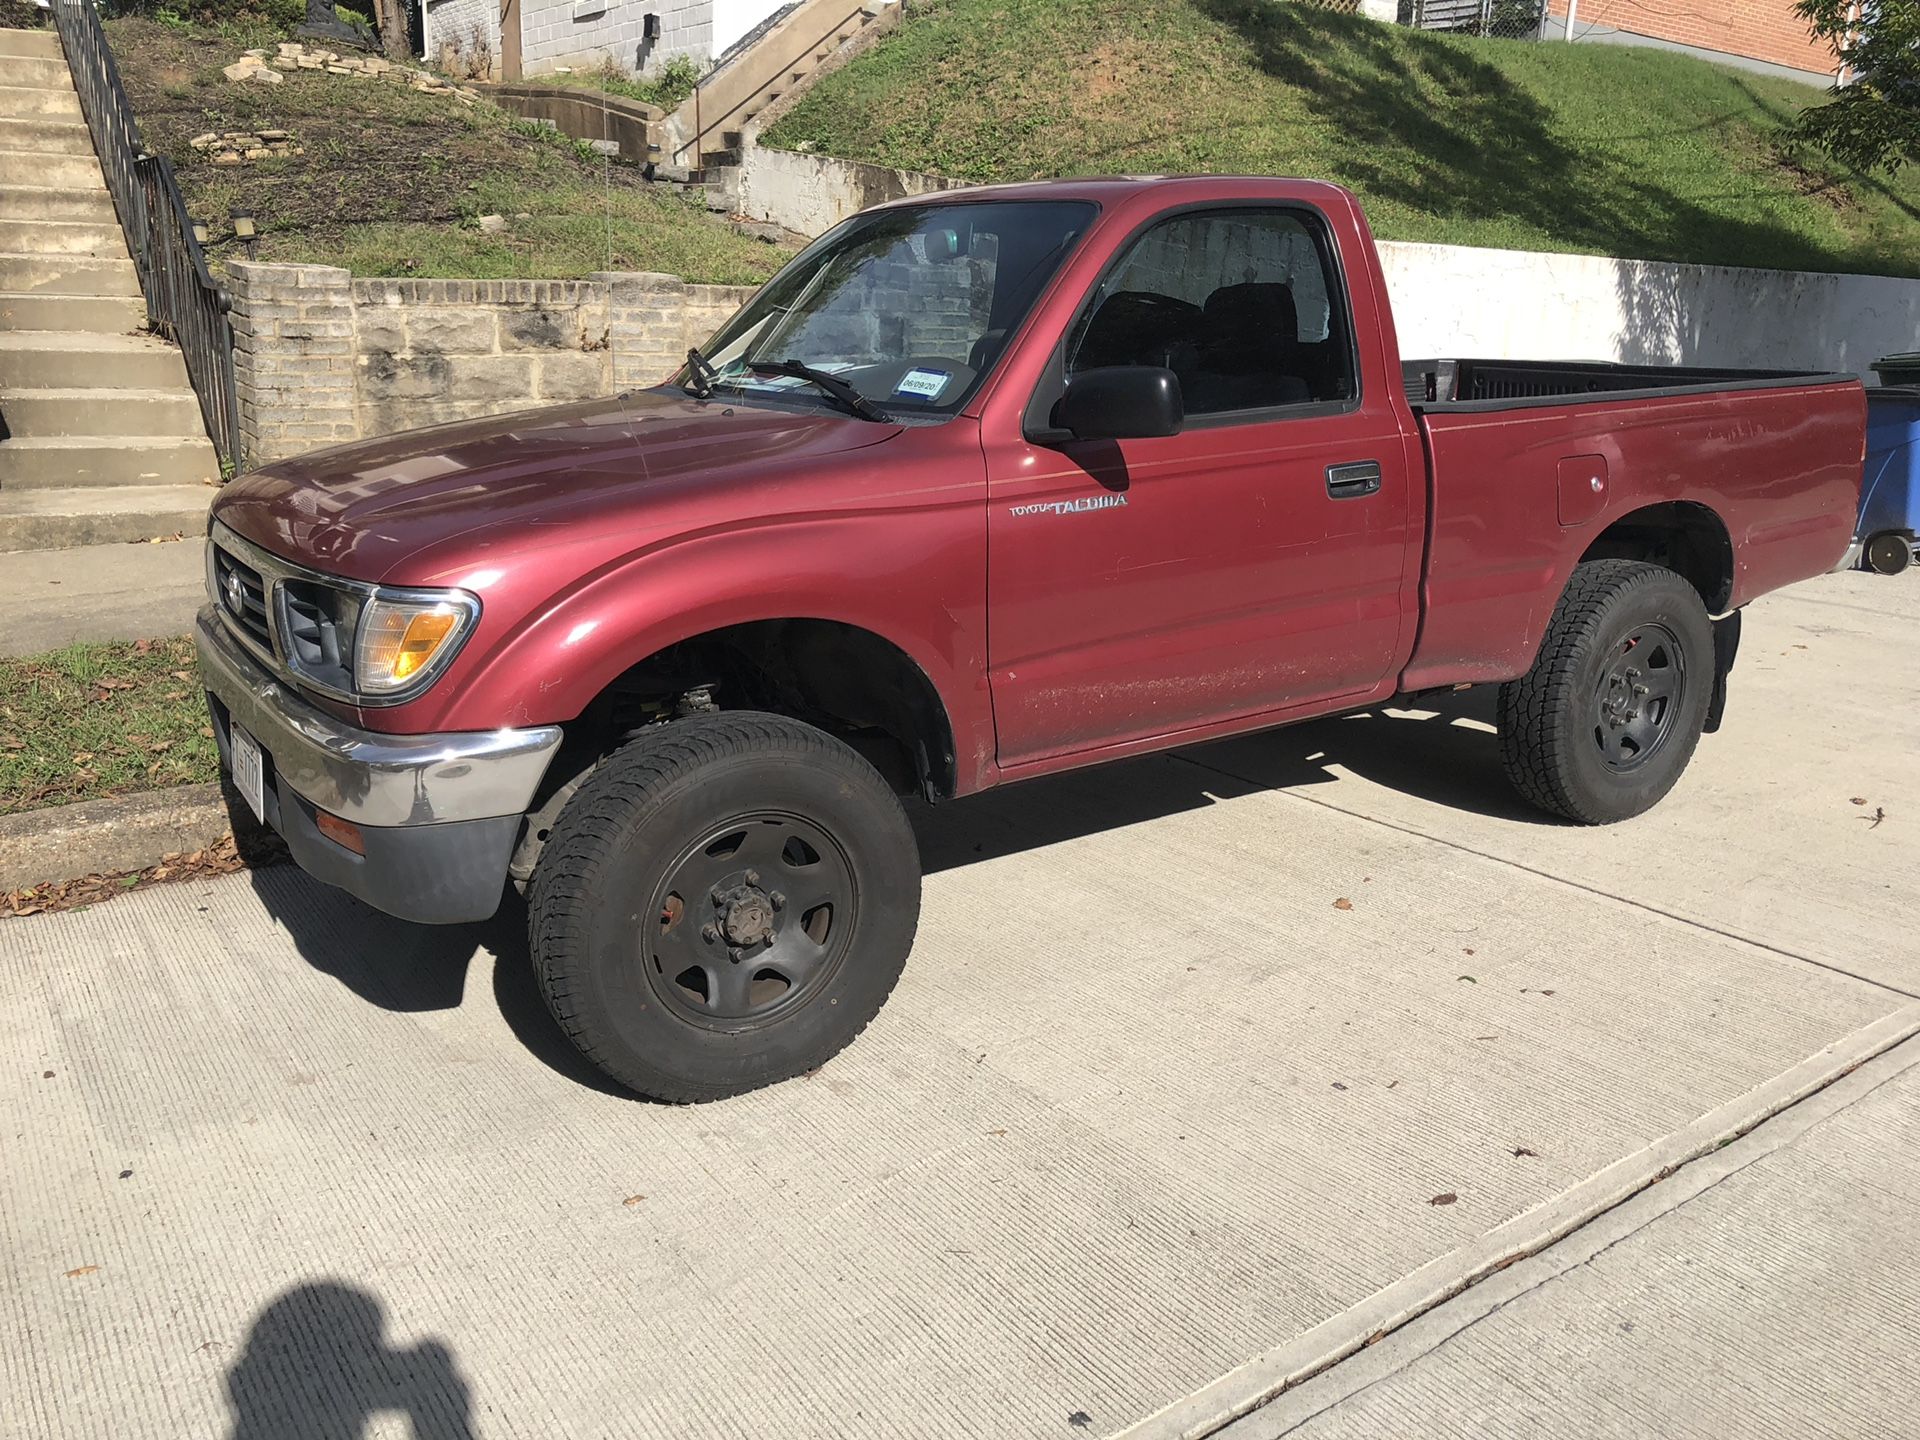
[984, 205, 1417, 768]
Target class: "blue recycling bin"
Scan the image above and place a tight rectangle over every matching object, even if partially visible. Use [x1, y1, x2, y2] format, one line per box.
[1857, 386, 1920, 574]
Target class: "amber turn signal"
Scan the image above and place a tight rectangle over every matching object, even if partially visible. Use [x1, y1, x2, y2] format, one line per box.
[314, 809, 366, 855]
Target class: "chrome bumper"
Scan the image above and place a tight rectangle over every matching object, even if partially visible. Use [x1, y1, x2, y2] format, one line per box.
[195, 604, 560, 828]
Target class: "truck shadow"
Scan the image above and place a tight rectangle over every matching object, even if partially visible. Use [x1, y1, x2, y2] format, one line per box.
[248, 688, 1548, 1094]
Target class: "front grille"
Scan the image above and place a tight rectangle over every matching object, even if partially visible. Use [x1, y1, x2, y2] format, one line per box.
[212, 544, 272, 652]
[281, 583, 352, 677]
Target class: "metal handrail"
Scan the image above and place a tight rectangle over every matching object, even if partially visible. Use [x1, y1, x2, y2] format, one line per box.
[50, 0, 239, 468]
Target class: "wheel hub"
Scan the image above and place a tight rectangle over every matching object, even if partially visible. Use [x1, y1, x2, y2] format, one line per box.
[715, 884, 776, 947]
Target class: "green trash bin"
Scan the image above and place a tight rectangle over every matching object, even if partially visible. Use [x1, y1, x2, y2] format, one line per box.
[1871, 352, 1920, 387]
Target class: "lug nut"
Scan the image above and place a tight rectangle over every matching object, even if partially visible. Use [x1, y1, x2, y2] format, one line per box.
[710, 886, 725, 904]
[744, 869, 760, 886]
[769, 891, 785, 911]
[1632, 683, 1649, 697]
[701, 924, 718, 943]
[729, 946, 745, 963]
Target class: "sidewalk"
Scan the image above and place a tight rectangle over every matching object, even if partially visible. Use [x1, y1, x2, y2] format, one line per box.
[0, 539, 205, 656]
[1224, 1036, 1920, 1439]
[1, 571, 1914, 1438]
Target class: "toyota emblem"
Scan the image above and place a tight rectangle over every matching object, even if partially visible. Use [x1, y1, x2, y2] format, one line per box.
[224, 570, 246, 615]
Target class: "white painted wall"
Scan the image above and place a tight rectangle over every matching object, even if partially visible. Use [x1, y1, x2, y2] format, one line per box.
[713, 0, 793, 57]
[1374, 240, 1920, 378]
[730, 147, 1920, 378]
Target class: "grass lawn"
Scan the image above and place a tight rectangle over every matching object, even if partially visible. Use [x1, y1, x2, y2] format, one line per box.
[108, 19, 797, 283]
[763, 0, 1920, 278]
[0, 639, 217, 817]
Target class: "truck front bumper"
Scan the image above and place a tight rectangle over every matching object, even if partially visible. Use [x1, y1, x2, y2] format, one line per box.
[195, 605, 561, 924]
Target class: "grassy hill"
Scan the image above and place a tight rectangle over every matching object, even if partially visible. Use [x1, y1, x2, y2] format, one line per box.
[763, 0, 1920, 277]
[108, 18, 795, 283]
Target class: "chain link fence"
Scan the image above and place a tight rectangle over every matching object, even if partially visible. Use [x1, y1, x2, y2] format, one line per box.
[1406, 0, 1549, 41]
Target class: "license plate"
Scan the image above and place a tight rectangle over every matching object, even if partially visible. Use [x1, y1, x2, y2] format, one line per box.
[230, 722, 265, 823]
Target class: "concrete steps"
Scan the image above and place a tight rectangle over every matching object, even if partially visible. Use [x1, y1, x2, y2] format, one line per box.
[0, 29, 61, 59]
[0, 331, 190, 388]
[0, 84, 81, 120]
[0, 484, 215, 552]
[0, 218, 125, 255]
[3, 386, 206, 436]
[0, 291, 146, 332]
[0, 149, 107, 187]
[6, 186, 118, 223]
[0, 30, 218, 549]
[669, 0, 894, 170]
[0, 252, 138, 294]
[0, 117, 94, 154]
[1, 435, 219, 490]
[0, 54, 69, 88]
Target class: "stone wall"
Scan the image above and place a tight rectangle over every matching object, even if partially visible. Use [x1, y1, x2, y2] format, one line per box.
[228, 263, 756, 464]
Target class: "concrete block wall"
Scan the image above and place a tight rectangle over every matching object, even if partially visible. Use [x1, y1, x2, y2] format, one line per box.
[227, 264, 758, 463]
[520, 0, 710, 76]
[423, 0, 502, 76]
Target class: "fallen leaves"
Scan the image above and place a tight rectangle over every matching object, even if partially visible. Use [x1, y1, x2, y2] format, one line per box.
[1427, 1192, 1457, 1207]
[1864, 806, 1887, 829]
[3, 832, 285, 919]
[1850, 796, 1868, 806]
[621, 1194, 647, 1207]
[1332, 897, 1354, 911]
[64, 1265, 99, 1278]
[1511, 1147, 1539, 1158]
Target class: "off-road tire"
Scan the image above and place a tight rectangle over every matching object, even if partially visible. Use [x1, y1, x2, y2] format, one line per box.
[1498, 560, 1714, 824]
[528, 711, 921, 1102]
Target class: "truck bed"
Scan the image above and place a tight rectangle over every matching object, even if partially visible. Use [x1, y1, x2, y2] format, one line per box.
[1397, 365, 1866, 692]
[1402, 357, 1854, 410]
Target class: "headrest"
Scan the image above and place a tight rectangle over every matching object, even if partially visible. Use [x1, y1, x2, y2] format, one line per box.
[1202, 283, 1298, 343]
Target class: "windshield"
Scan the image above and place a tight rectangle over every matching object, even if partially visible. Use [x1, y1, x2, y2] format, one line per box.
[682, 200, 1098, 419]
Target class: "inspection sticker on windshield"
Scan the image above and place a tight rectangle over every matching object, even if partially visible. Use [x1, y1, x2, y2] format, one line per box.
[893, 368, 951, 401]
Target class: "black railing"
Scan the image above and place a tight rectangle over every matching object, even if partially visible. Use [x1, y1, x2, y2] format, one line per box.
[51, 0, 239, 468]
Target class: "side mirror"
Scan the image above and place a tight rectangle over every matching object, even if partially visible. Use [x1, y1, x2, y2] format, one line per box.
[1055, 366, 1183, 441]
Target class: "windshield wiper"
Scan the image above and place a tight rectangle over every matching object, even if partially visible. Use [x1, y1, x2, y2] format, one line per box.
[748, 359, 890, 423]
[684, 345, 720, 398]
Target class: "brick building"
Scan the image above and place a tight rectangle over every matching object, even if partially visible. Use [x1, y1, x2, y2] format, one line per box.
[1543, 0, 1837, 83]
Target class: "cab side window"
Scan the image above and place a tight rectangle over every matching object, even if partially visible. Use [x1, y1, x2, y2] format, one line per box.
[1065, 209, 1356, 418]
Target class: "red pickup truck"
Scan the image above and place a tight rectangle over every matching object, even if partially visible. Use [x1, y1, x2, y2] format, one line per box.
[198, 176, 1865, 1101]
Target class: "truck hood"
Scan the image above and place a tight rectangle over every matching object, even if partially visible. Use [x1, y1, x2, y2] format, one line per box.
[213, 388, 902, 582]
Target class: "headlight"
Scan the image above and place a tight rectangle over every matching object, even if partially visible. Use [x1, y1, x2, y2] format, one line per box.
[354, 591, 481, 697]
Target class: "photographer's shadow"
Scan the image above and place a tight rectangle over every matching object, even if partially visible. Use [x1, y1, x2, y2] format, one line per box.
[226, 1281, 474, 1440]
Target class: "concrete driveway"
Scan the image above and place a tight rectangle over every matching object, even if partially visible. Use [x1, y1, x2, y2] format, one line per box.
[3, 571, 1914, 1439]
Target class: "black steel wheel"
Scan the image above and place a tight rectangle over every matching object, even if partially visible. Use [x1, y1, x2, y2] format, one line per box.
[1864, 531, 1914, 576]
[1590, 621, 1687, 773]
[1499, 560, 1715, 824]
[529, 712, 920, 1102]
[644, 813, 857, 1028]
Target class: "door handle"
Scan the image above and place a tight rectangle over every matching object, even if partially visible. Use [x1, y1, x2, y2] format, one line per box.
[1326, 461, 1382, 499]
